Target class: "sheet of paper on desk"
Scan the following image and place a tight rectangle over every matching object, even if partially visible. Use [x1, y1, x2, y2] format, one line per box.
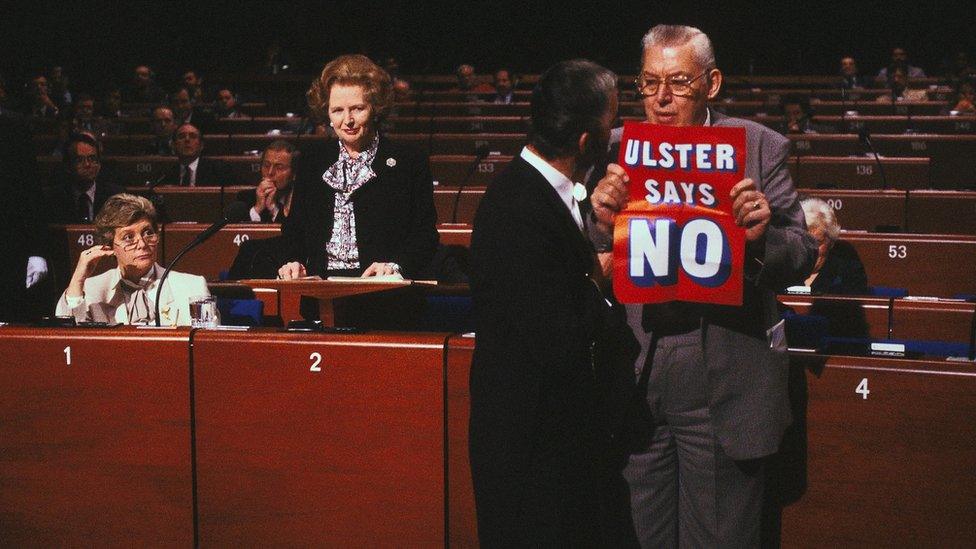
[326, 274, 406, 283]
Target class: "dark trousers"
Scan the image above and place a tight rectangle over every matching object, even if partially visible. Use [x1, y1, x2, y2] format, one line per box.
[624, 330, 765, 548]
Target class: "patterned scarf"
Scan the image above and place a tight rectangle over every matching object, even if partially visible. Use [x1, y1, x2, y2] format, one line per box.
[119, 267, 158, 325]
[321, 134, 380, 271]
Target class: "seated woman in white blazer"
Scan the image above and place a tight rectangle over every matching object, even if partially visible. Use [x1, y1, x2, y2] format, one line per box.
[56, 193, 214, 326]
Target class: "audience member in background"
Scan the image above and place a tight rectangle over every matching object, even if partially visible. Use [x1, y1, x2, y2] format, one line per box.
[123, 65, 166, 104]
[490, 68, 516, 104]
[146, 106, 176, 156]
[392, 78, 412, 102]
[875, 47, 926, 84]
[0, 74, 22, 117]
[277, 54, 438, 280]
[48, 132, 122, 223]
[214, 88, 243, 118]
[876, 63, 928, 103]
[950, 79, 976, 114]
[0, 113, 49, 321]
[778, 95, 829, 134]
[453, 64, 495, 94]
[163, 122, 229, 186]
[171, 86, 215, 132]
[945, 51, 975, 85]
[101, 87, 124, 118]
[72, 93, 110, 136]
[25, 74, 60, 118]
[801, 197, 868, 294]
[56, 193, 213, 326]
[839, 56, 869, 90]
[48, 66, 73, 110]
[259, 42, 291, 74]
[233, 140, 298, 223]
[182, 69, 208, 104]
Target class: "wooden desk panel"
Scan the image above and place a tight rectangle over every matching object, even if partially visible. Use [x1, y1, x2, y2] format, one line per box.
[434, 187, 486, 224]
[438, 224, 473, 248]
[46, 224, 116, 288]
[841, 232, 976, 296]
[906, 190, 976, 235]
[778, 295, 891, 339]
[162, 223, 281, 281]
[191, 330, 449, 546]
[394, 133, 525, 156]
[798, 189, 906, 231]
[890, 299, 976, 344]
[385, 116, 529, 134]
[0, 327, 193, 546]
[127, 186, 225, 223]
[430, 155, 511, 186]
[789, 157, 928, 190]
[445, 335, 478, 547]
[778, 354, 976, 547]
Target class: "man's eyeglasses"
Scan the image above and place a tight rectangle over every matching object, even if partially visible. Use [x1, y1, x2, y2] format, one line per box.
[635, 71, 709, 97]
[72, 155, 101, 166]
[114, 229, 159, 250]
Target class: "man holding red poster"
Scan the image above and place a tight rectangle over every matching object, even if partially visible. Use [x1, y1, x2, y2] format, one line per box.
[612, 121, 747, 306]
[588, 24, 817, 548]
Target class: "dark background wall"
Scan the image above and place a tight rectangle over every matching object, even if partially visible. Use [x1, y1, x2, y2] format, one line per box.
[2, 0, 973, 93]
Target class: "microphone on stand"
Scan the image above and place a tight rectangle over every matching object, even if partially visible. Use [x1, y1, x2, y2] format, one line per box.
[145, 172, 169, 222]
[153, 201, 250, 326]
[450, 143, 491, 224]
[858, 129, 889, 191]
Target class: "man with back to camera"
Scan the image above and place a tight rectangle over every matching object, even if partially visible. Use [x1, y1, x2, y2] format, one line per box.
[468, 59, 622, 546]
[589, 24, 817, 547]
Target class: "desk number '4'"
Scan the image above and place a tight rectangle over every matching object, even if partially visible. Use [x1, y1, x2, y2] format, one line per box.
[856, 378, 869, 400]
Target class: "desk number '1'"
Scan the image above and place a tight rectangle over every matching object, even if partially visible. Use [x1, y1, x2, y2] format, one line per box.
[64, 346, 71, 366]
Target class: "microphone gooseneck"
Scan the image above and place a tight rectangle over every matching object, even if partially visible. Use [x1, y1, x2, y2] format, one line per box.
[858, 129, 889, 191]
[450, 144, 491, 224]
[153, 201, 250, 326]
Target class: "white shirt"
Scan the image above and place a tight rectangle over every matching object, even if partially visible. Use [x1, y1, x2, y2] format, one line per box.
[519, 146, 584, 231]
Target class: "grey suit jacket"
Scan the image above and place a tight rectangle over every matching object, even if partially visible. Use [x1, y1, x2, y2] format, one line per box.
[591, 110, 817, 460]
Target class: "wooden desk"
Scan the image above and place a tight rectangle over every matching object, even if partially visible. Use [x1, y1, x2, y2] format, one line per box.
[906, 190, 976, 235]
[778, 294, 892, 339]
[237, 279, 415, 324]
[434, 186, 487, 224]
[437, 223, 473, 248]
[798, 189, 907, 231]
[445, 334, 478, 547]
[0, 326, 193, 546]
[789, 157, 928, 190]
[430, 155, 511, 186]
[776, 353, 976, 547]
[841, 232, 976, 297]
[191, 329, 450, 546]
[890, 298, 976, 344]
[161, 223, 281, 281]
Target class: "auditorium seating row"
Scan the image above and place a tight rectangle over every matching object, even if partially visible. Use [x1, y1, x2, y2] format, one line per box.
[37, 152, 972, 191]
[1, 326, 972, 546]
[46, 221, 976, 299]
[32, 133, 976, 187]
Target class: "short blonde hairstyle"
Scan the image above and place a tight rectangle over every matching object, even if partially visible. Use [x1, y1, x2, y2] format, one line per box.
[307, 54, 393, 124]
[93, 193, 158, 245]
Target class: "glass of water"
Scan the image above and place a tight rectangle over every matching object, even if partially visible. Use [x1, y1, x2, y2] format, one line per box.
[189, 296, 219, 328]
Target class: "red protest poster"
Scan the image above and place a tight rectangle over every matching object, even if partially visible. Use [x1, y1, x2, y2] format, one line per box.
[613, 121, 747, 305]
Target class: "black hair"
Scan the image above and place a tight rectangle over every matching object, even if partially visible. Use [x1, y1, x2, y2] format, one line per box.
[528, 59, 617, 159]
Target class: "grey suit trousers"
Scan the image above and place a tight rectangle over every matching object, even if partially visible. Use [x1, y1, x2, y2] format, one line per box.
[623, 327, 765, 548]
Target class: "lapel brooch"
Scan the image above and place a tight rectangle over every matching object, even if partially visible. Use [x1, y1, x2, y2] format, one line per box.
[386, 157, 396, 167]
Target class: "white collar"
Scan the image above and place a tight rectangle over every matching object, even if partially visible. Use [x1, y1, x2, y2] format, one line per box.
[704, 108, 712, 127]
[520, 146, 583, 230]
[186, 157, 200, 172]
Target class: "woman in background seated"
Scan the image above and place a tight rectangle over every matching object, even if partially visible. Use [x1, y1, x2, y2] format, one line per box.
[56, 193, 212, 325]
[800, 197, 868, 294]
[277, 54, 438, 280]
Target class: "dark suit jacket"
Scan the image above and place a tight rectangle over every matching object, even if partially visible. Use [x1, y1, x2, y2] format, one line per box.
[0, 115, 45, 320]
[468, 155, 613, 545]
[160, 157, 232, 187]
[591, 110, 818, 460]
[280, 137, 438, 278]
[234, 188, 288, 223]
[46, 177, 124, 224]
[810, 240, 868, 295]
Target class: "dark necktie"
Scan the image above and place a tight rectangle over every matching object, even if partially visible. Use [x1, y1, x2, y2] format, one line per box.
[77, 194, 92, 223]
[181, 165, 194, 186]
